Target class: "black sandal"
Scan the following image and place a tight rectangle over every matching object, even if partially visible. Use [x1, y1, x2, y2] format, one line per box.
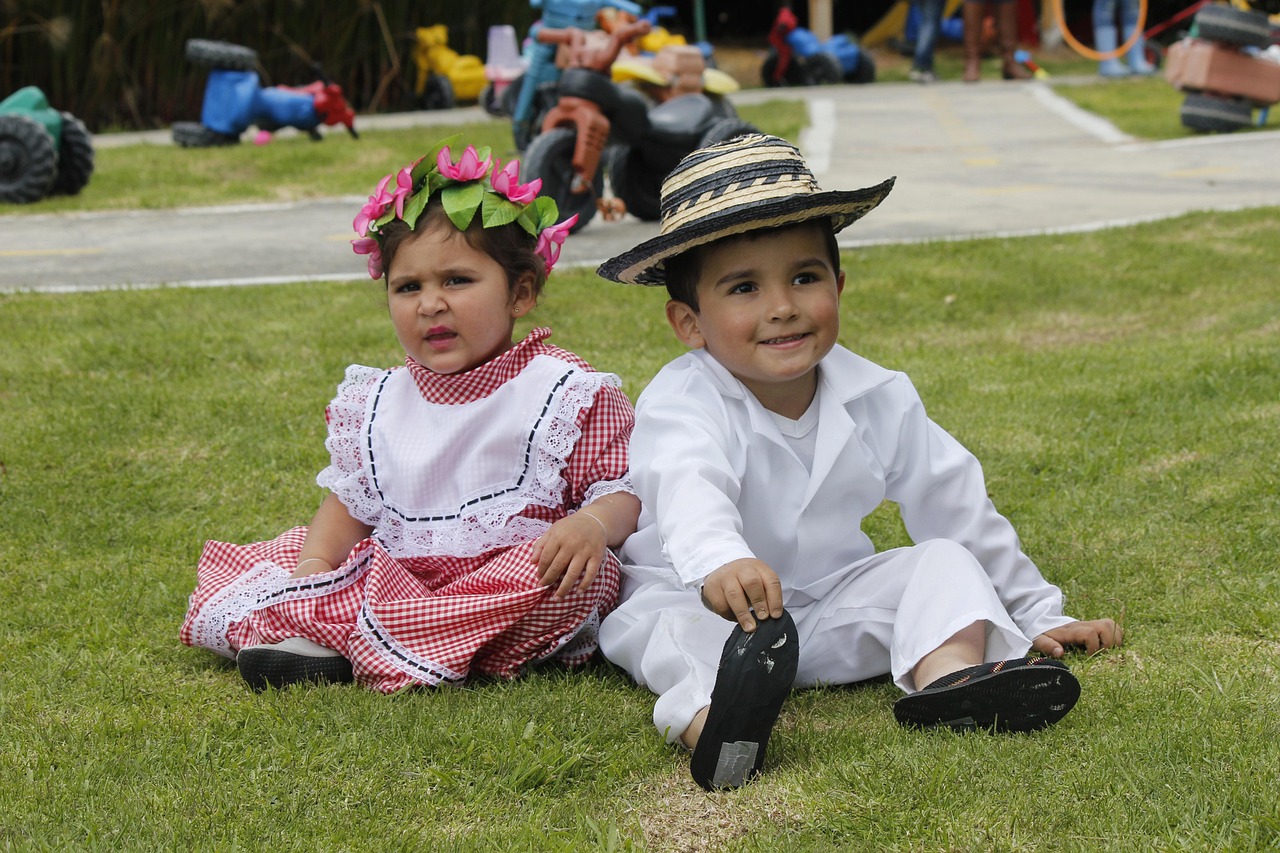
[893, 656, 1080, 733]
[690, 611, 799, 790]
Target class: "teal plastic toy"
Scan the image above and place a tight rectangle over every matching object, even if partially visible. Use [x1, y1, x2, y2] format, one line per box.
[0, 86, 94, 204]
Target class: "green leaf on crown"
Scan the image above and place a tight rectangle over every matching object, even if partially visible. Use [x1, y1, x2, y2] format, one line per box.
[481, 192, 524, 228]
[441, 182, 485, 231]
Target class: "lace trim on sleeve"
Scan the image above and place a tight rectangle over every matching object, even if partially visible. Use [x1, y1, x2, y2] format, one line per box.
[316, 365, 388, 527]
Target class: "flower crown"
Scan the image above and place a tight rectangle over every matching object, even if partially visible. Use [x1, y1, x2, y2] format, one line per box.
[350, 135, 578, 280]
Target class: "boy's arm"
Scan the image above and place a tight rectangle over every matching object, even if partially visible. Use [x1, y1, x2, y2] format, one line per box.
[630, 379, 756, 589]
[879, 377, 1076, 639]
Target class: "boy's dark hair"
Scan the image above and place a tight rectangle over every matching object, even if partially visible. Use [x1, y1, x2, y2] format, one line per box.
[379, 202, 547, 298]
[664, 219, 842, 312]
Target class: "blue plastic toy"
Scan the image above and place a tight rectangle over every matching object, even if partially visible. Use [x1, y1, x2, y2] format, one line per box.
[172, 39, 357, 147]
[764, 6, 876, 87]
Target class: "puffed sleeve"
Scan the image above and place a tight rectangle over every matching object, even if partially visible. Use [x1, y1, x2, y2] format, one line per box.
[874, 374, 1076, 639]
[315, 364, 387, 527]
[561, 379, 637, 509]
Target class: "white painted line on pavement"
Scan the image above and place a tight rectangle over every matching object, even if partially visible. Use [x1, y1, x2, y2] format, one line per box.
[799, 98, 836, 176]
[1030, 83, 1136, 145]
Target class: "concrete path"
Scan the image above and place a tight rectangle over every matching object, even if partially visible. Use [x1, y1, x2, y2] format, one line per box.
[3, 81, 1278, 293]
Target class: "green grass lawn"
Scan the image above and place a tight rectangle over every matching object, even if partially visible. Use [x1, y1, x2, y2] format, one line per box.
[2, 205, 1278, 849]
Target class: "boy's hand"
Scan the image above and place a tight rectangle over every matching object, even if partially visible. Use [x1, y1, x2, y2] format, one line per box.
[532, 512, 607, 598]
[699, 558, 785, 632]
[1032, 618, 1124, 657]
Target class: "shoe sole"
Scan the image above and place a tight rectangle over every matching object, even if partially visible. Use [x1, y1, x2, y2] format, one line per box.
[236, 647, 354, 692]
[893, 662, 1080, 733]
[690, 612, 799, 791]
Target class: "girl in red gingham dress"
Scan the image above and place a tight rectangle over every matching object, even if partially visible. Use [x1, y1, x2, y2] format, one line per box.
[180, 138, 639, 693]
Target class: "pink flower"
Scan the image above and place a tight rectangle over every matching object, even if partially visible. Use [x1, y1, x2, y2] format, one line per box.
[490, 159, 541, 205]
[388, 166, 414, 219]
[534, 215, 577, 273]
[351, 236, 383, 279]
[353, 173, 393, 236]
[436, 145, 492, 182]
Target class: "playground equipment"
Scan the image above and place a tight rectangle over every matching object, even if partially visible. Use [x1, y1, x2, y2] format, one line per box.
[0, 86, 94, 204]
[414, 25, 486, 110]
[510, 0, 645, 151]
[520, 18, 755, 231]
[172, 40, 357, 147]
[764, 5, 876, 87]
[1163, 1, 1280, 132]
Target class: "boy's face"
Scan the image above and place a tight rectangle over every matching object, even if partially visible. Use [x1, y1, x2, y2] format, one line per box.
[665, 224, 845, 417]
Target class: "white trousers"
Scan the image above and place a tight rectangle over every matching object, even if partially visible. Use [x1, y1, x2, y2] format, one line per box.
[598, 539, 1033, 743]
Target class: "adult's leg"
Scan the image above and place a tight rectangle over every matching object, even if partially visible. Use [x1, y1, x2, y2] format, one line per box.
[1093, 0, 1128, 77]
[962, 0, 986, 82]
[911, 0, 947, 79]
[996, 0, 1031, 79]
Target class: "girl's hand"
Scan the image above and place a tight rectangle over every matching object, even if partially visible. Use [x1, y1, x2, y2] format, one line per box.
[531, 511, 609, 598]
[1032, 618, 1124, 657]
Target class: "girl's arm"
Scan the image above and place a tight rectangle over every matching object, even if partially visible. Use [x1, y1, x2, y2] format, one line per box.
[534, 492, 641, 598]
[292, 492, 375, 578]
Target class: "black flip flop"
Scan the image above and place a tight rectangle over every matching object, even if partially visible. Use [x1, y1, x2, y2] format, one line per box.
[690, 611, 799, 790]
[893, 656, 1080, 733]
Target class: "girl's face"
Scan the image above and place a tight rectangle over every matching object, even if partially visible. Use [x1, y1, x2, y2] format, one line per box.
[385, 222, 535, 375]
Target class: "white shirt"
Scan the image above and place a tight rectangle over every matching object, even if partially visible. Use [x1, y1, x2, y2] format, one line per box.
[620, 345, 1071, 641]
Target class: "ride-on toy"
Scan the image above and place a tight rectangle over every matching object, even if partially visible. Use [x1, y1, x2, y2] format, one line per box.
[0, 86, 94, 204]
[172, 39, 357, 147]
[764, 5, 876, 87]
[521, 18, 757, 231]
[414, 25, 487, 110]
[1163, 1, 1280, 132]
[510, 0, 645, 151]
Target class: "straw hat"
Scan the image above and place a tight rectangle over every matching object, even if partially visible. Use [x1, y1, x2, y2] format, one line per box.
[596, 133, 895, 286]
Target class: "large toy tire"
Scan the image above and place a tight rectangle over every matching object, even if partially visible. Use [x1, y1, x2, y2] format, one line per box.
[699, 118, 760, 149]
[0, 114, 57, 204]
[606, 145, 661, 222]
[807, 53, 843, 85]
[51, 112, 94, 196]
[521, 127, 598, 232]
[1180, 93, 1252, 133]
[172, 121, 240, 148]
[422, 75, 456, 111]
[760, 51, 806, 87]
[847, 51, 876, 84]
[185, 39, 259, 71]
[1193, 5, 1271, 49]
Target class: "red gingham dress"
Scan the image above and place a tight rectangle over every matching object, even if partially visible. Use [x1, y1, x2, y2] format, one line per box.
[180, 329, 634, 693]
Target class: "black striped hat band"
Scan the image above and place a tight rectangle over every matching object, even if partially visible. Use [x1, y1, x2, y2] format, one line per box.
[597, 133, 895, 286]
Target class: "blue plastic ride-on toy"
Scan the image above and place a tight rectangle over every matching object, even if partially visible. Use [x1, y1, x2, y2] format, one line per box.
[172, 39, 358, 147]
[763, 6, 875, 87]
[0, 86, 94, 204]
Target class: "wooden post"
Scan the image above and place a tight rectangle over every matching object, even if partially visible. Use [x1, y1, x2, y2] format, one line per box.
[809, 0, 833, 39]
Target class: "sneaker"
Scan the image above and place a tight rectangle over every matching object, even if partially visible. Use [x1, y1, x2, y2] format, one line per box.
[690, 611, 799, 791]
[908, 67, 937, 84]
[893, 656, 1080, 733]
[236, 636, 354, 692]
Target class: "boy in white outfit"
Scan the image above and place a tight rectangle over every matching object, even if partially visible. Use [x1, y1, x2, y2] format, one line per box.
[595, 134, 1123, 791]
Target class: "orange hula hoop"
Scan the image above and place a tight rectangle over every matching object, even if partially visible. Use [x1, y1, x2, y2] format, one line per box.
[1051, 0, 1150, 60]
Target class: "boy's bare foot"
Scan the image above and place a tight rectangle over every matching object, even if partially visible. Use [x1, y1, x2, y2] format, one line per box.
[690, 611, 799, 790]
